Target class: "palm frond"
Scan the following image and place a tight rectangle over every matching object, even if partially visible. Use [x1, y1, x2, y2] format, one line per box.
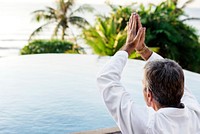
[32, 10, 47, 22]
[181, 17, 200, 22]
[70, 4, 94, 16]
[98, 18, 108, 35]
[30, 0, 91, 42]
[181, 0, 194, 9]
[52, 21, 63, 38]
[28, 21, 54, 41]
[69, 16, 89, 28]
[32, 9, 46, 14]
[32, 7, 57, 22]
[46, 6, 56, 13]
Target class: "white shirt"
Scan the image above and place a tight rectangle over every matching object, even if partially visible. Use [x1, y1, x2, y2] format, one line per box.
[96, 51, 200, 134]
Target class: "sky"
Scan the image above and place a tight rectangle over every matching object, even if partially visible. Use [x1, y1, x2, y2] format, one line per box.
[0, 0, 199, 39]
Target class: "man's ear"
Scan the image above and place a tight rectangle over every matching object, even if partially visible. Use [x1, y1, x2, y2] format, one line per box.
[146, 90, 153, 107]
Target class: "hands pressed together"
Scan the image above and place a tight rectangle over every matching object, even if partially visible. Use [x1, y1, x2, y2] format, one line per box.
[121, 13, 153, 60]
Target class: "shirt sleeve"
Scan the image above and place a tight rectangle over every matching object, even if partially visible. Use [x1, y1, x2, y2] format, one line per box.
[96, 51, 149, 134]
[147, 53, 200, 109]
[147, 52, 163, 61]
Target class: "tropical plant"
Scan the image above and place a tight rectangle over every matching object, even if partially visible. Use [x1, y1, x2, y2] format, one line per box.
[82, 16, 127, 56]
[108, 4, 133, 31]
[29, 0, 93, 41]
[138, 0, 200, 72]
[83, 0, 200, 73]
[82, 4, 158, 58]
[20, 39, 85, 55]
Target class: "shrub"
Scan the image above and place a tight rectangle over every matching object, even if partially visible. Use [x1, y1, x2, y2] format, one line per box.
[20, 39, 85, 55]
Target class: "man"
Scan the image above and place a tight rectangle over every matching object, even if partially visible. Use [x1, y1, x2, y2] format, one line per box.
[96, 13, 200, 134]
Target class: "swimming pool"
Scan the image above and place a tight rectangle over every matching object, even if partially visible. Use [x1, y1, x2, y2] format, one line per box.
[0, 54, 199, 134]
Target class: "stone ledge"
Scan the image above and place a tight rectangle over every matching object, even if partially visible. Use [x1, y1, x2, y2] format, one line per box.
[72, 127, 121, 134]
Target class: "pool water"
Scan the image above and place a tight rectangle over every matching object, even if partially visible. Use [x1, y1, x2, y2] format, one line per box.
[0, 54, 199, 134]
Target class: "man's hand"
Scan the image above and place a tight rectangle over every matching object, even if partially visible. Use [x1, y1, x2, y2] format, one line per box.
[134, 14, 153, 60]
[121, 13, 145, 56]
[134, 15, 146, 52]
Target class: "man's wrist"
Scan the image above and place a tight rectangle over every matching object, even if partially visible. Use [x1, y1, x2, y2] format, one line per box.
[140, 48, 153, 61]
[120, 44, 134, 56]
[136, 46, 148, 54]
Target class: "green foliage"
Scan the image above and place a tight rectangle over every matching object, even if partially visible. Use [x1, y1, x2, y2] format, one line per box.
[30, 0, 93, 40]
[83, 0, 200, 73]
[137, 0, 200, 73]
[82, 4, 158, 58]
[20, 40, 85, 55]
[82, 5, 145, 58]
[108, 4, 134, 30]
[82, 16, 127, 56]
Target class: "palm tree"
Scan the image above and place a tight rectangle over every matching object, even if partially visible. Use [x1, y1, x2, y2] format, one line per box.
[29, 0, 93, 41]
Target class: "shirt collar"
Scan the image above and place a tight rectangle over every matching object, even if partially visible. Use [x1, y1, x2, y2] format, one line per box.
[157, 107, 186, 116]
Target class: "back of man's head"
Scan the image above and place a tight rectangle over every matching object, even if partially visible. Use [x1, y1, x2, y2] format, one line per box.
[144, 59, 184, 107]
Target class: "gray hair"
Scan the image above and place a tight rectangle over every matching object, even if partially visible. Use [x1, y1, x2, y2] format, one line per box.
[144, 59, 184, 107]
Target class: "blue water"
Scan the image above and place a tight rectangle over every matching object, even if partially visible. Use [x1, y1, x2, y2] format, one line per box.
[0, 54, 115, 133]
[0, 54, 199, 133]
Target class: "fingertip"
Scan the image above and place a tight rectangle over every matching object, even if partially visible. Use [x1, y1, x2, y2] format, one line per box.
[135, 15, 138, 19]
[137, 27, 143, 35]
[139, 27, 143, 31]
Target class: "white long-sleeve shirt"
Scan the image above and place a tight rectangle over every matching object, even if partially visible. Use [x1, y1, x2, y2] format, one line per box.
[97, 51, 200, 134]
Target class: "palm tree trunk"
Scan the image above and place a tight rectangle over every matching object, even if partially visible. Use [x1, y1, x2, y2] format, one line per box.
[61, 27, 66, 40]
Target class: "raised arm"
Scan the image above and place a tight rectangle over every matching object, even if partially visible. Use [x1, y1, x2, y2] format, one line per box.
[97, 13, 149, 133]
